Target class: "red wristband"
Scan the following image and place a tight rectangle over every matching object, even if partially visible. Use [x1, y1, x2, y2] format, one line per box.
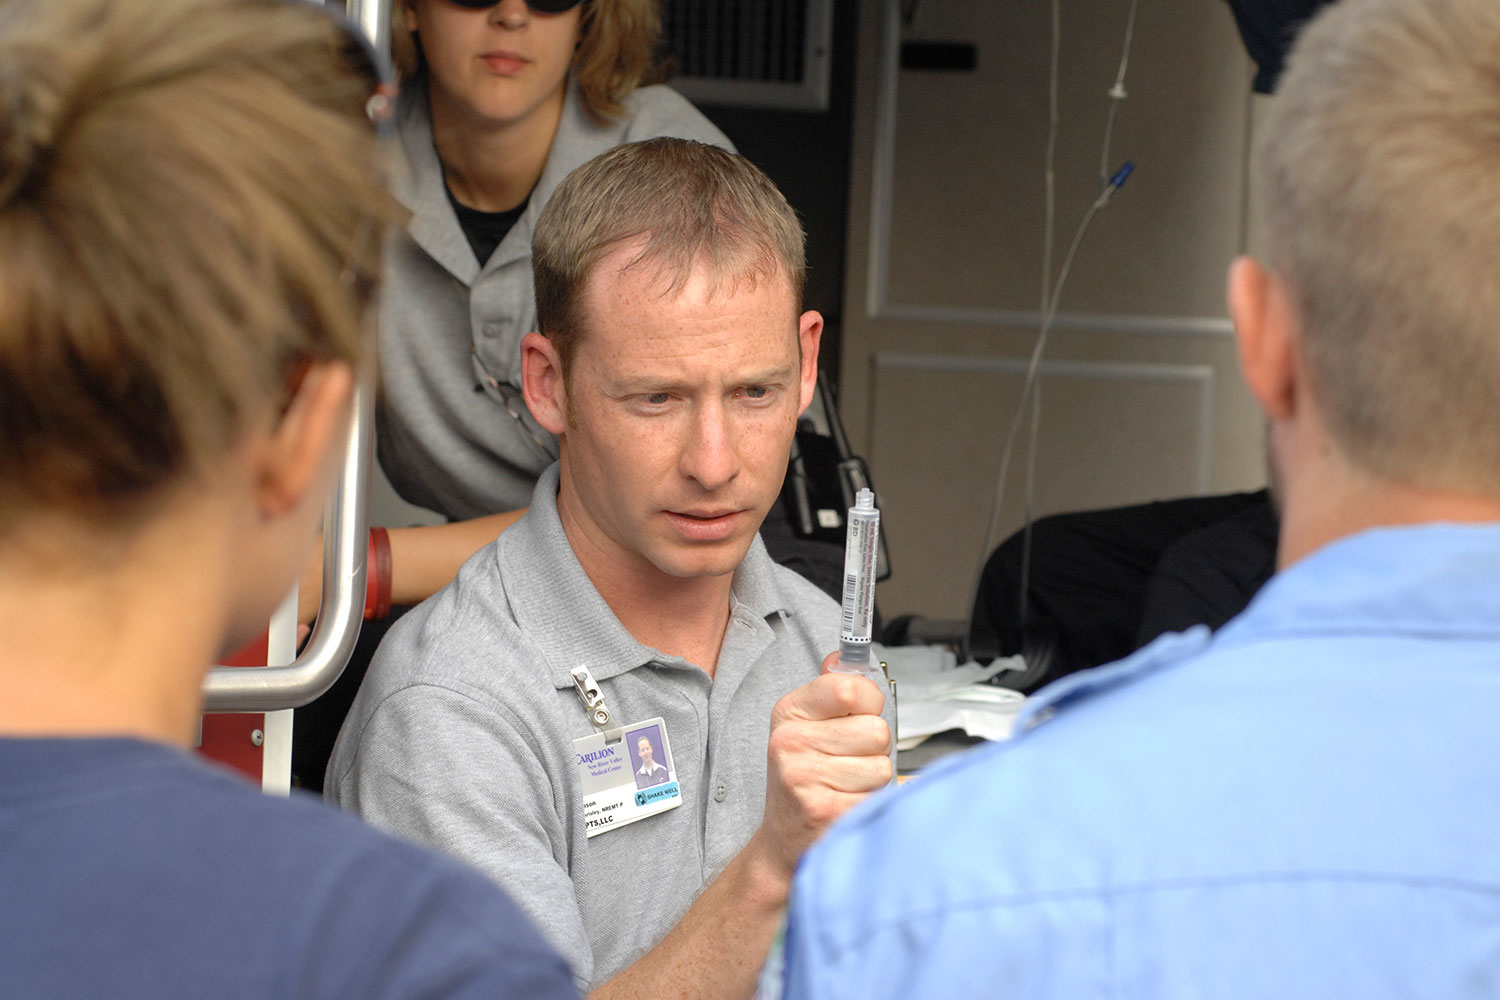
[365, 527, 392, 621]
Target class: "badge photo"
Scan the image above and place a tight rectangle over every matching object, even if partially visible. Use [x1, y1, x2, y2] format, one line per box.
[627, 723, 673, 791]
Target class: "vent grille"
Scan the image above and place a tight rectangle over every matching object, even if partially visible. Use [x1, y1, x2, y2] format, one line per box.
[661, 0, 832, 112]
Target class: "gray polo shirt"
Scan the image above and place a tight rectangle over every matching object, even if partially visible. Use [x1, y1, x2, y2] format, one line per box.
[376, 81, 733, 519]
[327, 465, 849, 989]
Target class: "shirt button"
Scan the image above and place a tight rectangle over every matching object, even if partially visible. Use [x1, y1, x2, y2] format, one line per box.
[481, 322, 501, 338]
[714, 783, 728, 803]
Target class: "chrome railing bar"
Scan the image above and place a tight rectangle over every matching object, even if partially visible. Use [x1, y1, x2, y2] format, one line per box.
[202, 0, 390, 712]
[202, 365, 374, 712]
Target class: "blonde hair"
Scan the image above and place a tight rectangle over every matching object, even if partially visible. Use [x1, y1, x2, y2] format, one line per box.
[0, 0, 398, 534]
[393, 0, 666, 124]
[532, 138, 806, 373]
[1259, 0, 1500, 492]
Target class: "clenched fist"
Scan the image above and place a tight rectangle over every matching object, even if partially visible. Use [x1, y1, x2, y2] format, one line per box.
[759, 653, 892, 878]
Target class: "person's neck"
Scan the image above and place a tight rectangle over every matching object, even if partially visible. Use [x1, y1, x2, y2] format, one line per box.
[1276, 450, 1500, 569]
[428, 82, 565, 213]
[0, 513, 231, 747]
[616, 573, 735, 679]
[557, 502, 736, 679]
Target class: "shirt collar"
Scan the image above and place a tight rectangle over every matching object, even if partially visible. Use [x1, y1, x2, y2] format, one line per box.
[1215, 521, 1500, 647]
[530, 77, 598, 219]
[1017, 522, 1500, 733]
[394, 82, 479, 284]
[393, 74, 607, 278]
[481, 75, 621, 272]
[500, 463, 799, 691]
[1015, 627, 1212, 733]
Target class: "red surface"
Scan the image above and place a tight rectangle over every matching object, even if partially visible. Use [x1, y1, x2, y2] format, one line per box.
[195, 634, 268, 784]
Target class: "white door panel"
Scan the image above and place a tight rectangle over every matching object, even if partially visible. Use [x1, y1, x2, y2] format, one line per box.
[842, 0, 1269, 621]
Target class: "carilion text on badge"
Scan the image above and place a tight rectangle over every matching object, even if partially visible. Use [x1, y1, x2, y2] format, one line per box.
[576, 747, 617, 766]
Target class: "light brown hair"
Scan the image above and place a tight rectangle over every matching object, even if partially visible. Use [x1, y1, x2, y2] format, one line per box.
[0, 0, 398, 535]
[531, 137, 806, 374]
[1259, 0, 1500, 491]
[393, 0, 667, 124]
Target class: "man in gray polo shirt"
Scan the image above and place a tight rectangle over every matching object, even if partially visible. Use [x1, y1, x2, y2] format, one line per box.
[328, 138, 894, 999]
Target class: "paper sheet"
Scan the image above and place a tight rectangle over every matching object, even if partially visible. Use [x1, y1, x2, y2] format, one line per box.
[874, 643, 1029, 750]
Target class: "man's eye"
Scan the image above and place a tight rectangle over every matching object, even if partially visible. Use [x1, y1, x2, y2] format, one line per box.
[645, 392, 671, 405]
[743, 386, 769, 400]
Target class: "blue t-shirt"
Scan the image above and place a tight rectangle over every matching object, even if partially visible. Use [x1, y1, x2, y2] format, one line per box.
[0, 737, 577, 1000]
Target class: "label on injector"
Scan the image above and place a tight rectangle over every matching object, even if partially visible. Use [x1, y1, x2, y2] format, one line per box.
[840, 515, 878, 644]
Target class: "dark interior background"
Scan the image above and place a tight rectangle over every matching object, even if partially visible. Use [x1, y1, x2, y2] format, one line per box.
[660, 0, 859, 389]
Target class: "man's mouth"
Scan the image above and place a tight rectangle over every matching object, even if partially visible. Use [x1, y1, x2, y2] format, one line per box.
[664, 508, 746, 540]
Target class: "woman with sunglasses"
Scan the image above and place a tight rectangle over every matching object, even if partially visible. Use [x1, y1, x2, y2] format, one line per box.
[304, 0, 732, 626]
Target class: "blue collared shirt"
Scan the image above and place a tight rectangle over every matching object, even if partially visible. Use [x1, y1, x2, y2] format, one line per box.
[784, 523, 1500, 998]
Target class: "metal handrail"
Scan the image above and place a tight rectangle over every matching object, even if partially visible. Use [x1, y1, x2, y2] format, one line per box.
[347, 0, 390, 69]
[201, 0, 390, 713]
[202, 369, 374, 712]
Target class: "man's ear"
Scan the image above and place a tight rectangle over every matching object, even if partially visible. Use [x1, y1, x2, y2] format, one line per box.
[796, 310, 824, 415]
[1228, 256, 1298, 423]
[256, 360, 354, 517]
[521, 331, 569, 436]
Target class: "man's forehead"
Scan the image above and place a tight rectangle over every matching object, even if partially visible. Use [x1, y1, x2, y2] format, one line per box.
[568, 259, 801, 383]
[580, 244, 798, 322]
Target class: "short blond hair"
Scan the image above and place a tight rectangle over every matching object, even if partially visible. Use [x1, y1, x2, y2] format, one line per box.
[1259, 0, 1500, 492]
[0, 0, 398, 534]
[532, 138, 806, 374]
[393, 0, 666, 124]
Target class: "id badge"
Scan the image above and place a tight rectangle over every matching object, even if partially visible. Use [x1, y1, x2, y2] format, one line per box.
[574, 716, 682, 838]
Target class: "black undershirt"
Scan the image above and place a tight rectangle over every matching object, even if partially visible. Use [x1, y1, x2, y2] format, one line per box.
[445, 182, 530, 266]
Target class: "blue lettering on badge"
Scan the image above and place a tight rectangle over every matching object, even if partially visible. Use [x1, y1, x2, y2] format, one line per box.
[635, 782, 680, 807]
[576, 747, 618, 766]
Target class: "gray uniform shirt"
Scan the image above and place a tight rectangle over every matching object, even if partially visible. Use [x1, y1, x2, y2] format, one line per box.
[377, 81, 734, 519]
[327, 465, 847, 989]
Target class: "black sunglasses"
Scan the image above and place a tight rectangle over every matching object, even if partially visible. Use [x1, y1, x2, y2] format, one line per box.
[446, 0, 586, 12]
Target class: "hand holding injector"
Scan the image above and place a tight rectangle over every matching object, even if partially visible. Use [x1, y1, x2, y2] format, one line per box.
[755, 490, 894, 878]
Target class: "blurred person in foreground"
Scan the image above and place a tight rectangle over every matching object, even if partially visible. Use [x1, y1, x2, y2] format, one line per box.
[0, 1, 575, 997]
[784, 0, 1500, 994]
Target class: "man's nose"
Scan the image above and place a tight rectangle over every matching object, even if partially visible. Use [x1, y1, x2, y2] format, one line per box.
[679, 401, 740, 490]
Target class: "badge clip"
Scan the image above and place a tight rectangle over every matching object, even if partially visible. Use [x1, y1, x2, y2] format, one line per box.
[571, 666, 611, 730]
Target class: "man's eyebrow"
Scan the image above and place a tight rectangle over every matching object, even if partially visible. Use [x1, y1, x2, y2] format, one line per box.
[606, 365, 798, 394]
[738, 364, 799, 385]
[606, 375, 695, 395]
